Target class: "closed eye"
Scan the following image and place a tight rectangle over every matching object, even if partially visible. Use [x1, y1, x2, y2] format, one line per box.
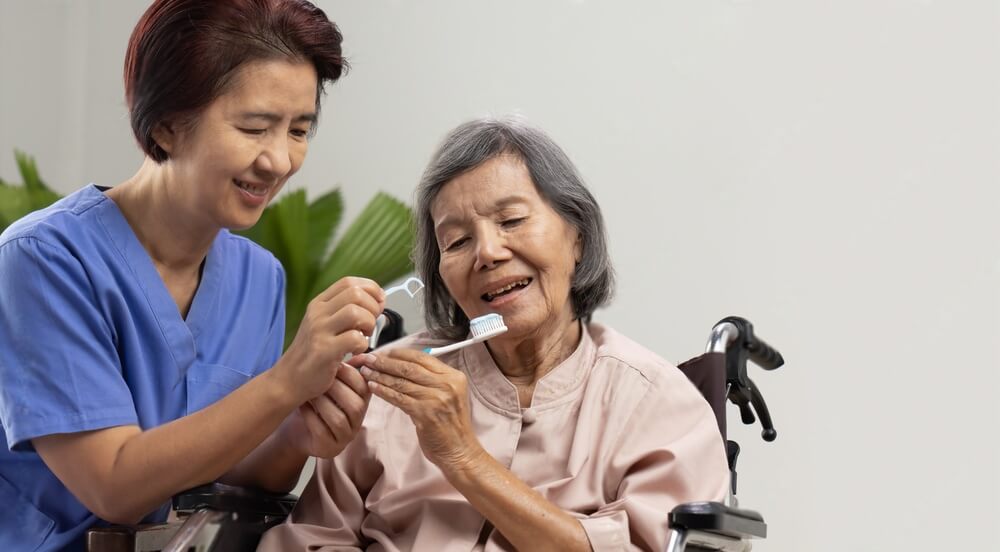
[239, 128, 266, 135]
[444, 237, 469, 252]
[501, 217, 526, 228]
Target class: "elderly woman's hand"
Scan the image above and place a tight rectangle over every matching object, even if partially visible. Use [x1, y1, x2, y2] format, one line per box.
[357, 350, 485, 470]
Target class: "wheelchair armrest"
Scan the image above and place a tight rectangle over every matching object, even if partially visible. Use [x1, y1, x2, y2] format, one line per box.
[173, 483, 298, 519]
[669, 501, 767, 539]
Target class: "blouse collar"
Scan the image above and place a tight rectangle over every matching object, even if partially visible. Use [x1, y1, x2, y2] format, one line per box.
[460, 321, 597, 415]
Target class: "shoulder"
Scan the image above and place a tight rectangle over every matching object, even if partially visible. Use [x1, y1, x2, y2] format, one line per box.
[588, 323, 687, 384]
[0, 185, 108, 250]
[586, 323, 707, 409]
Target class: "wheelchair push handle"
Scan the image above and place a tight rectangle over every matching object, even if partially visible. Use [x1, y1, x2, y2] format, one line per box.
[746, 335, 783, 371]
[717, 316, 784, 371]
[708, 316, 784, 443]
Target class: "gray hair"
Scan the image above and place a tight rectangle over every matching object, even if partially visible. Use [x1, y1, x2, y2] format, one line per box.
[414, 115, 616, 340]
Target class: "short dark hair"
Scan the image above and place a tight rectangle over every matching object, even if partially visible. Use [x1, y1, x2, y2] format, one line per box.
[124, 0, 347, 162]
[415, 116, 616, 340]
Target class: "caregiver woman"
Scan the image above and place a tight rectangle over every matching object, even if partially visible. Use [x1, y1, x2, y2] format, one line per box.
[0, 1, 381, 550]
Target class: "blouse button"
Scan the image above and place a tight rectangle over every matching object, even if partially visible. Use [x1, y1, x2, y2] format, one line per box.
[521, 408, 536, 425]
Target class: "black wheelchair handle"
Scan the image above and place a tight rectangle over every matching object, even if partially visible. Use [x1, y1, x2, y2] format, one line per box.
[746, 336, 784, 371]
[718, 316, 784, 371]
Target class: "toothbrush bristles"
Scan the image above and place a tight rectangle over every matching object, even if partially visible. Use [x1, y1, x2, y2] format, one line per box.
[469, 313, 507, 337]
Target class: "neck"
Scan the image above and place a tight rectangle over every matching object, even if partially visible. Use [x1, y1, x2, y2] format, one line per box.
[487, 315, 582, 387]
[107, 158, 217, 272]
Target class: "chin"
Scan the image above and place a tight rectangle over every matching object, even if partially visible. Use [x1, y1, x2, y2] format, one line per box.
[226, 212, 264, 231]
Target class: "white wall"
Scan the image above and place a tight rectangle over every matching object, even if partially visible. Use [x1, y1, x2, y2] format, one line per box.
[2, 1, 998, 550]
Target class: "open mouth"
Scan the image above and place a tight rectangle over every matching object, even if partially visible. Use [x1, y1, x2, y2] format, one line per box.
[482, 278, 532, 302]
[234, 179, 269, 197]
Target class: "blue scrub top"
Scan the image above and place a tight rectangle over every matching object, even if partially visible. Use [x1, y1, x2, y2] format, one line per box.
[0, 185, 286, 551]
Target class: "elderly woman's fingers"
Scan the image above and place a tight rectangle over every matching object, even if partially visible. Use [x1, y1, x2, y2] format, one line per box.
[366, 378, 416, 415]
[359, 366, 425, 398]
[363, 353, 439, 386]
[385, 347, 454, 375]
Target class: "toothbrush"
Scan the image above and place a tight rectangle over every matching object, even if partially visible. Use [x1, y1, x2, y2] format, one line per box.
[423, 313, 508, 356]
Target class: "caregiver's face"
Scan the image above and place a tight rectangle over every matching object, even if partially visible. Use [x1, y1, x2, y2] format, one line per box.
[432, 155, 581, 340]
[159, 59, 317, 230]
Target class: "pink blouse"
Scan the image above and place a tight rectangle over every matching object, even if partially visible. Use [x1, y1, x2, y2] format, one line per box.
[258, 323, 729, 551]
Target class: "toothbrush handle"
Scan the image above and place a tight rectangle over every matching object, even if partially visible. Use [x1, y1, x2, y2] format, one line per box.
[424, 338, 473, 357]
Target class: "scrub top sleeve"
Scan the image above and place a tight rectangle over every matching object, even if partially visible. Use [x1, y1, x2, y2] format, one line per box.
[0, 237, 137, 452]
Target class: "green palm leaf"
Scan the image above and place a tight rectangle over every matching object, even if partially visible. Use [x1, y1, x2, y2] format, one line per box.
[240, 189, 414, 348]
[0, 150, 62, 230]
[310, 192, 414, 299]
[305, 188, 343, 267]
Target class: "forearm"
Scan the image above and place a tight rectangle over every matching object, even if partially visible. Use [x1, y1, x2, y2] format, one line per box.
[219, 418, 308, 493]
[443, 450, 592, 552]
[39, 366, 301, 524]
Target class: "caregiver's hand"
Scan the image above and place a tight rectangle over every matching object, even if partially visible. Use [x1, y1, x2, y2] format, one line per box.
[357, 349, 485, 469]
[275, 277, 385, 404]
[277, 358, 372, 458]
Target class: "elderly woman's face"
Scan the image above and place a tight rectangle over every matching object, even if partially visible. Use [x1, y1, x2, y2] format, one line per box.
[432, 155, 581, 340]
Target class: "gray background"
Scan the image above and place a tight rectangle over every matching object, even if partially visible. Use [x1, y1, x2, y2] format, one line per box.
[2, 1, 998, 550]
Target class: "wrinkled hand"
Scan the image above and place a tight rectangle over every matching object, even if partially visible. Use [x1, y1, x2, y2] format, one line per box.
[278, 277, 385, 403]
[279, 358, 372, 458]
[356, 349, 485, 469]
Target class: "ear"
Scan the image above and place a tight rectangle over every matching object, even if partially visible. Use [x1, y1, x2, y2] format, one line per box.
[573, 233, 583, 264]
[151, 120, 179, 156]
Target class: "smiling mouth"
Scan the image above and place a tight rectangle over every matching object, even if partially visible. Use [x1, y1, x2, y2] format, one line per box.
[234, 179, 269, 197]
[482, 278, 532, 302]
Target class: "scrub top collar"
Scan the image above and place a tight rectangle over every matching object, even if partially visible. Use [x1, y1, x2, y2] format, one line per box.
[89, 184, 224, 381]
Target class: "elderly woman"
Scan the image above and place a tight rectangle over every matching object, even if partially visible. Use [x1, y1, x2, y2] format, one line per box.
[259, 117, 728, 551]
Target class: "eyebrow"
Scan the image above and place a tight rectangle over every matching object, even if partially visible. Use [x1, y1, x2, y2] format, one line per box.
[433, 195, 531, 234]
[238, 111, 317, 124]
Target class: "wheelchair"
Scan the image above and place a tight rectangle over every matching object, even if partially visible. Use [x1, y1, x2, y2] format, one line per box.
[86, 314, 784, 552]
[666, 316, 784, 552]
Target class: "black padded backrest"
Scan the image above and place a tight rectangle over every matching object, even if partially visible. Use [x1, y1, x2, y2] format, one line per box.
[375, 308, 406, 348]
[676, 352, 727, 442]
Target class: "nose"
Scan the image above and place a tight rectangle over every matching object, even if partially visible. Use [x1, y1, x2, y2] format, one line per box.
[255, 134, 293, 178]
[474, 226, 511, 271]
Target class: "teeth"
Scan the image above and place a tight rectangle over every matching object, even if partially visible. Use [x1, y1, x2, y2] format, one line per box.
[235, 180, 268, 196]
[486, 278, 530, 299]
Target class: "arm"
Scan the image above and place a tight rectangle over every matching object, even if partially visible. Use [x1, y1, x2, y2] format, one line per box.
[358, 350, 591, 552]
[30, 274, 383, 524]
[569, 369, 731, 551]
[442, 447, 592, 551]
[220, 360, 373, 493]
[34, 363, 300, 524]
